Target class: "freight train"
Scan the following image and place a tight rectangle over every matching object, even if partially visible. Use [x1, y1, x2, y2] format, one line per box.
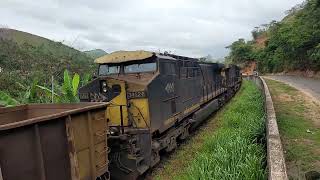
[0, 50, 241, 180]
[79, 50, 242, 179]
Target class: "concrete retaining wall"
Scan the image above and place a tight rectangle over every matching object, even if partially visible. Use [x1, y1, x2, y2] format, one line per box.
[246, 76, 288, 180]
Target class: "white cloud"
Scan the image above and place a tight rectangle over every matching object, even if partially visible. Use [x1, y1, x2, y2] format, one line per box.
[0, 0, 304, 58]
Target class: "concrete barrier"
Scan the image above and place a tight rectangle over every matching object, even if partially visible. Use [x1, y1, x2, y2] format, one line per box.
[246, 76, 288, 180]
[261, 77, 288, 180]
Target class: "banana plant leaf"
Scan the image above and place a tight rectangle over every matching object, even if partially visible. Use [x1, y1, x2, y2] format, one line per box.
[0, 91, 19, 107]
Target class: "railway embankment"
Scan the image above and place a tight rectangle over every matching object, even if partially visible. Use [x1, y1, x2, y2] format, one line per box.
[153, 80, 267, 180]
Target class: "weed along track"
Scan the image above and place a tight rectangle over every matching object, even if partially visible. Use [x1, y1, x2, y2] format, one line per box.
[152, 80, 267, 180]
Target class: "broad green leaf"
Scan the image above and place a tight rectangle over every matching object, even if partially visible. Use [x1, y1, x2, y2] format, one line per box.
[72, 73, 80, 96]
[29, 79, 39, 101]
[36, 85, 58, 96]
[23, 89, 31, 103]
[0, 91, 19, 107]
[81, 73, 91, 86]
[63, 70, 72, 93]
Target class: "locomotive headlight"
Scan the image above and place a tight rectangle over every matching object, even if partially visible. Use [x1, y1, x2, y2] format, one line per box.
[102, 87, 108, 93]
[101, 81, 107, 93]
[110, 127, 119, 135]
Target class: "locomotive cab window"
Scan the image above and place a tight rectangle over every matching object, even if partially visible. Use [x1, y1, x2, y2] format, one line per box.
[98, 62, 157, 76]
[124, 62, 157, 73]
[98, 64, 120, 76]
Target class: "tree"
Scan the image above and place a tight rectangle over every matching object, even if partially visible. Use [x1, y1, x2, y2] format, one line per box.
[228, 0, 320, 73]
[226, 39, 253, 63]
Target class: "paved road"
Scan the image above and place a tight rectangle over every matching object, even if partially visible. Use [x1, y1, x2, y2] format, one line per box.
[264, 75, 320, 102]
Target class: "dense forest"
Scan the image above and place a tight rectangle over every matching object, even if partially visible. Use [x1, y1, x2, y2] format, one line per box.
[0, 29, 97, 105]
[226, 0, 320, 73]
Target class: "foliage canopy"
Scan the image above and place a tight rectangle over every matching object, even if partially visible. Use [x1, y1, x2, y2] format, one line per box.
[227, 0, 320, 73]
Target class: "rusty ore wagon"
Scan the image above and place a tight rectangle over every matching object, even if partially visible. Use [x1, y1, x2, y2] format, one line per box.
[0, 103, 109, 180]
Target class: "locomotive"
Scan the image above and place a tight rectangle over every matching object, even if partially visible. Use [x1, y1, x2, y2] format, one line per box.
[79, 50, 241, 179]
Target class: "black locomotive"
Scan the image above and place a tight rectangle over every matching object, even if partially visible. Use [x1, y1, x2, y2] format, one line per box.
[79, 50, 242, 179]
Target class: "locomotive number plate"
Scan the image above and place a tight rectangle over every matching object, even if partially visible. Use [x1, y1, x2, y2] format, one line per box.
[79, 93, 89, 100]
[127, 91, 147, 99]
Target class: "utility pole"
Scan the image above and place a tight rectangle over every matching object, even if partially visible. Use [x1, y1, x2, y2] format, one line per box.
[51, 75, 54, 103]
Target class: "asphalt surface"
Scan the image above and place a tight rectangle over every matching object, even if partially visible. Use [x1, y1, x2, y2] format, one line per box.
[264, 75, 320, 101]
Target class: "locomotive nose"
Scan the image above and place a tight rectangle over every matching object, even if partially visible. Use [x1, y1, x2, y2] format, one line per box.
[79, 77, 108, 102]
[79, 77, 123, 102]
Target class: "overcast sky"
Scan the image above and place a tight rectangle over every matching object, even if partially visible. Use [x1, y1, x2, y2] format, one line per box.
[0, 0, 304, 58]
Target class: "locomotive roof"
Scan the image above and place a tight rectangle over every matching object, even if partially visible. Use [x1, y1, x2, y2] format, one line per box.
[199, 62, 225, 69]
[95, 50, 155, 64]
[224, 64, 238, 68]
[95, 50, 197, 64]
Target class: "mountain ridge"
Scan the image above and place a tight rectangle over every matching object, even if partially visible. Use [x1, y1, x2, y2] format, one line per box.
[84, 49, 108, 59]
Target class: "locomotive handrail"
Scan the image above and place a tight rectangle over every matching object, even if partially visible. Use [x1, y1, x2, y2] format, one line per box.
[130, 103, 150, 129]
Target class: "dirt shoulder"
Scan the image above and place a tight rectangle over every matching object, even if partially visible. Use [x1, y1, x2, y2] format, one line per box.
[265, 79, 320, 179]
[264, 75, 320, 106]
[268, 70, 320, 79]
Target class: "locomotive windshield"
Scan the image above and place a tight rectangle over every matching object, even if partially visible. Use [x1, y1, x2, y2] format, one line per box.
[124, 62, 156, 73]
[98, 64, 120, 76]
[98, 62, 157, 76]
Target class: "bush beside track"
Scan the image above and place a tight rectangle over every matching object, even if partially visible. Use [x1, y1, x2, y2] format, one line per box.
[154, 80, 266, 180]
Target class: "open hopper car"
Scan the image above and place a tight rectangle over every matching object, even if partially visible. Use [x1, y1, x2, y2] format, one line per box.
[0, 103, 109, 180]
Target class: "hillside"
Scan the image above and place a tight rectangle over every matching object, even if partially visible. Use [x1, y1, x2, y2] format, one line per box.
[1, 28, 60, 46]
[0, 28, 95, 98]
[84, 49, 108, 59]
[227, 0, 320, 73]
[0, 28, 93, 61]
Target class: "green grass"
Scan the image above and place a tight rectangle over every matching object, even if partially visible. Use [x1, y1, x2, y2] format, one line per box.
[154, 80, 266, 180]
[265, 79, 320, 178]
